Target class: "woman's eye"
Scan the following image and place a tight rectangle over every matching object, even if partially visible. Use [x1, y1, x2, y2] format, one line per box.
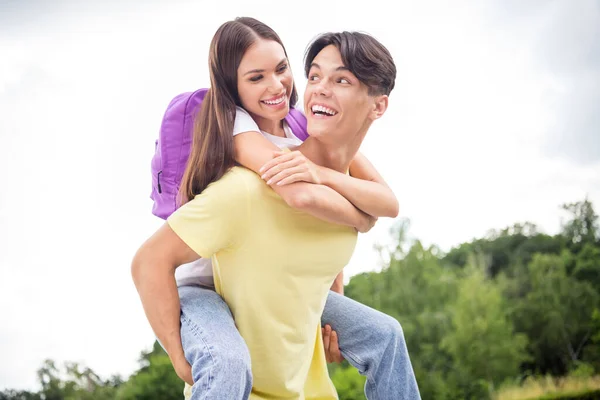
[338, 78, 350, 84]
[249, 75, 263, 82]
[277, 64, 288, 73]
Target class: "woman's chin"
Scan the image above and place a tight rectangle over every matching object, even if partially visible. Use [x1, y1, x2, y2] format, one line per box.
[262, 103, 289, 119]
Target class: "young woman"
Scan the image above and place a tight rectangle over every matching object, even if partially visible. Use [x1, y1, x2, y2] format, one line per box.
[140, 17, 420, 399]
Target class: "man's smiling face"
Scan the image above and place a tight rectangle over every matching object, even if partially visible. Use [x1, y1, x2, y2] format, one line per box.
[303, 45, 375, 145]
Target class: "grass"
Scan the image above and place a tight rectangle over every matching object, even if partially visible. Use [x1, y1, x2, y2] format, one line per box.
[493, 375, 600, 400]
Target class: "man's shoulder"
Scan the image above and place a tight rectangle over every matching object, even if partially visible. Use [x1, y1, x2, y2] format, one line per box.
[224, 166, 262, 185]
[203, 167, 263, 195]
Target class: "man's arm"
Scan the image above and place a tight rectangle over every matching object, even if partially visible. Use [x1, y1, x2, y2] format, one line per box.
[234, 131, 375, 232]
[131, 223, 199, 384]
[133, 172, 249, 384]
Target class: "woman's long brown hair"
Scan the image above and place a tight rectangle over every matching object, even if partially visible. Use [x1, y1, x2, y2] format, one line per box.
[179, 17, 298, 204]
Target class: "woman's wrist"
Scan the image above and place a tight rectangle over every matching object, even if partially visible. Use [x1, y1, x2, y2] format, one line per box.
[316, 165, 333, 187]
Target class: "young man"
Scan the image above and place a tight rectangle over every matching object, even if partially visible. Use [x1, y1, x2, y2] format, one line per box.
[133, 32, 419, 399]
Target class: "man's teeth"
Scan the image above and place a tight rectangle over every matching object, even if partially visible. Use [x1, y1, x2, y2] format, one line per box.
[263, 96, 285, 105]
[311, 105, 337, 116]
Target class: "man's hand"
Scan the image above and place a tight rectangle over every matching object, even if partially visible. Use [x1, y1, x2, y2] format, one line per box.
[171, 352, 193, 386]
[322, 324, 344, 363]
[260, 150, 323, 186]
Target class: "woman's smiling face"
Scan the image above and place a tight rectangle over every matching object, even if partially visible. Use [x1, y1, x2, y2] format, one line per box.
[237, 38, 294, 130]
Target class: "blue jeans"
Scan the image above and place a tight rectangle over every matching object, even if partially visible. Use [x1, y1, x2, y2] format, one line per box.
[179, 286, 420, 399]
[321, 291, 420, 399]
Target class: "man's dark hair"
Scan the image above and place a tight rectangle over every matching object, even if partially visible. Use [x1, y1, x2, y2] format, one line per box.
[304, 31, 396, 96]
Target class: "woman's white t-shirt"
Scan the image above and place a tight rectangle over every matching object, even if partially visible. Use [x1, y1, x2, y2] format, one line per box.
[174, 107, 304, 287]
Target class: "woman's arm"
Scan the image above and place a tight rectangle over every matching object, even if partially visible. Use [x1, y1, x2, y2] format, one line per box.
[322, 152, 399, 218]
[234, 131, 375, 232]
[131, 223, 198, 384]
[261, 151, 399, 218]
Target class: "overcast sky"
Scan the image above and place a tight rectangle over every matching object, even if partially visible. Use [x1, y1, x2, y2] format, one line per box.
[1, 0, 599, 391]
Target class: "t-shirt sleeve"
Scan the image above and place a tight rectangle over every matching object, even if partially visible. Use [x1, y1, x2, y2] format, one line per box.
[167, 170, 250, 258]
[233, 106, 260, 136]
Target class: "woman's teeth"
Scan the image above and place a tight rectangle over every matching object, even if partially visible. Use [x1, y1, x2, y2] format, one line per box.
[263, 95, 285, 105]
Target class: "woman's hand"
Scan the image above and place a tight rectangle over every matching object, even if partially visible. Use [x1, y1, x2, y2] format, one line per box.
[358, 214, 378, 233]
[260, 150, 323, 186]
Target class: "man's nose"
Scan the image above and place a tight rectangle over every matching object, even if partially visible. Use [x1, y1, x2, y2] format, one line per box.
[314, 78, 332, 97]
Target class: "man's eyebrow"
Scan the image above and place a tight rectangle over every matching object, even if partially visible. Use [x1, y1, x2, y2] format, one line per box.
[309, 62, 350, 72]
[244, 58, 287, 76]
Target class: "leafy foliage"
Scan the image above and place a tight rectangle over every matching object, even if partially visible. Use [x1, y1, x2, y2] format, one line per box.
[2, 199, 599, 400]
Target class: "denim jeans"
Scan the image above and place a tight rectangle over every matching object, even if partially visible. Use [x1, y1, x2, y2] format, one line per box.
[179, 285, 420, 400]
[321, 291, 420, 399]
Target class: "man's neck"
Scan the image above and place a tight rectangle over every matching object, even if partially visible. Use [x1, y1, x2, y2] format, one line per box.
[297, 130, 367, 172]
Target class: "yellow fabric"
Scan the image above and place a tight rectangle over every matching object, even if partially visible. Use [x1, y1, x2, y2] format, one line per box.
[183, 383, 191, 399]
[169, 167, 357, 400]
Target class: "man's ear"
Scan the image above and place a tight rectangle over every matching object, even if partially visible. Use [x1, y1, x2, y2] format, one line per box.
[370, 95, 389, 120]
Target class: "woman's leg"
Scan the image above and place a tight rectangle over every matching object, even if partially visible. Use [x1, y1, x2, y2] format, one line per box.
[321, 291, 421, 400]
[179, 285, 252, 400]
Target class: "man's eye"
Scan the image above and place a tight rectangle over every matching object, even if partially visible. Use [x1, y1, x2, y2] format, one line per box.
[249, 75, 263, 82]
[309, 75, 319, 81]
[338, 78, 350, 84]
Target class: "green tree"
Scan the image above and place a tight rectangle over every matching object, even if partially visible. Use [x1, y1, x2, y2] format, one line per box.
[3, 359, 122, 400]
[444, 223, 565, 278]
[561, 198, 599, 253]
[116, 341, 183, 400]
[581, 308, 600, 372]
[36, 360, 69, 400]
[441, 257, 528, 395]
[0, 391, 41, 400]
[570, 243, 600, 291]
[329, 364, 366, 400]
[347, 222, 460, 399]
[512, 254, 599, 374]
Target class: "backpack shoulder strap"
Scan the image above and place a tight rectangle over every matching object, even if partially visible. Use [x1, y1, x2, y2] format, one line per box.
[285, 107, 309, 141]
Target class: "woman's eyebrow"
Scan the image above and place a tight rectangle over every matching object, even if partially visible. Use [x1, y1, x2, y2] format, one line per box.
[244, 59, 287, 76]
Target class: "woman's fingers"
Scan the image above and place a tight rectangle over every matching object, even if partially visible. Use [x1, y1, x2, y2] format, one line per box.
[259, 151, 301, 174]
[266, 166, 306, 186]
[261, 158, 303, 182]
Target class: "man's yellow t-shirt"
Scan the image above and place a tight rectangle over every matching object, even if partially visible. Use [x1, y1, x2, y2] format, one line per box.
[168, 167, 357, 399]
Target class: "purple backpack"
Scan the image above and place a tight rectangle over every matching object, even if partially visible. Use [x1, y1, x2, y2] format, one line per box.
[151, 88, 309, 219]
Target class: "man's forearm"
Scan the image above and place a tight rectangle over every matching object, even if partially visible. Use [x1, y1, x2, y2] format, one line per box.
[132, 261, 185, 361]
